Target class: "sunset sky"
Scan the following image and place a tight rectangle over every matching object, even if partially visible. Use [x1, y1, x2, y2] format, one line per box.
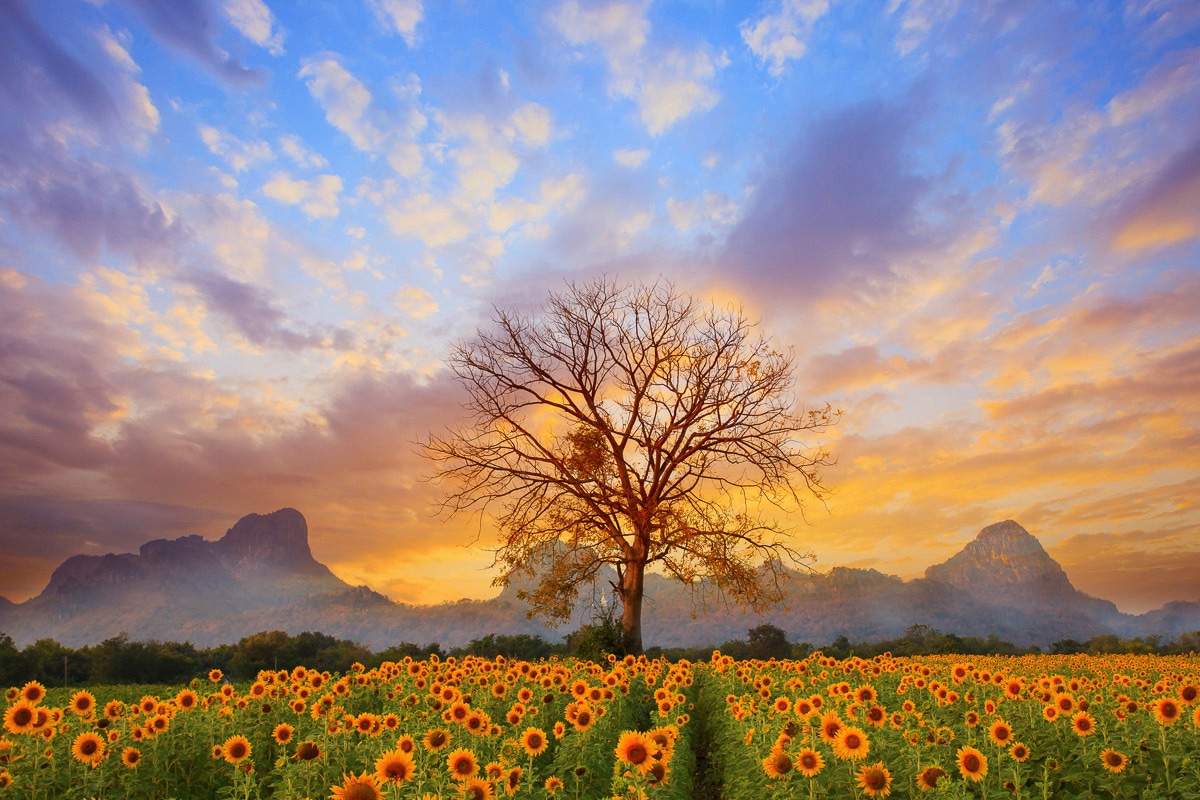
[2, 0, 1198, 617]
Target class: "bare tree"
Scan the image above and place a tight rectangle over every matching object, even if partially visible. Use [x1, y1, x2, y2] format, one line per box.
[424, 277, 839, 653]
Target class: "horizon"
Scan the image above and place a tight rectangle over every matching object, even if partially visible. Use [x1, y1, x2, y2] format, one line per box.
[2, 1, 1199, 616]
[3, 509, 1194, 618]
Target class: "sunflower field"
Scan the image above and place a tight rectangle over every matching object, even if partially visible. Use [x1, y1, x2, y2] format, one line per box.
[1, 650, 1197, 799]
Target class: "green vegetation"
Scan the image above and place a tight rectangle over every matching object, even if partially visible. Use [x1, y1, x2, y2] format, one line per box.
[3, 623, 1196, 686]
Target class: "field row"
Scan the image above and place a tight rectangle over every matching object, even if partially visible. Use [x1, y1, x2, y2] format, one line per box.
[2, 651, 1198, 798]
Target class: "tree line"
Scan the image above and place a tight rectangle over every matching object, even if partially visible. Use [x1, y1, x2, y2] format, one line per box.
[3, 623, 1196, 687]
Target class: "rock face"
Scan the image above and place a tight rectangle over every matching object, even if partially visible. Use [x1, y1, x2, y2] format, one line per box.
[925, 520, 1075, 598]
[1, 515, 1197, 650]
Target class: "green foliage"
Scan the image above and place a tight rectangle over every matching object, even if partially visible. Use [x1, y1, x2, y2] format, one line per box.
[567, 605, 627, 662]
[745, 623, 790, 660]
[451, 633, 563, 660]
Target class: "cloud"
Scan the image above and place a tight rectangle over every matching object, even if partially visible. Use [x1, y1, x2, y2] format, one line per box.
[222, 0, 284, 55]
[721, 98, 957, 307]
[1049, 521, 1200, 612]
[665, 190, 739, 233]
[1109, 137, 1200, 253]
[199, 125, 274, 172]
[262, 173, 344, 219]
[367, 0, 424, 46]
[740, 0, 829, 76]
[299, 55, 428, 177]
[184, 269, 347, 351]
[889, 0, 961, 57]
[393, 286, 438, 319]
[551, 0, 727, 135]
[613, 148, 650, 168]
[0, 142, 186, 263]
[278, 135, 329, 169]
[121, 0, 266, 84]
[511, 103, 554, 148]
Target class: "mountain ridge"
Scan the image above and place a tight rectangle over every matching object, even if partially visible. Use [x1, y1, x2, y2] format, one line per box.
[1, 511, 1196, 650]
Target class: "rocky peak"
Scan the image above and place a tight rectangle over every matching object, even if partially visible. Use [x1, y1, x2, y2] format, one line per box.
[213, 508, 319, 572]
[924, 520, 1076, 598]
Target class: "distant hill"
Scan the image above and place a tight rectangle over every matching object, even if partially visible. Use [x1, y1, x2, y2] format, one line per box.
[1, 513, 1196, 650]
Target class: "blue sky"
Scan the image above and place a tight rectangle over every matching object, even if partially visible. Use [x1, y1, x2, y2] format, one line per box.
[2, 0, 1199, 614]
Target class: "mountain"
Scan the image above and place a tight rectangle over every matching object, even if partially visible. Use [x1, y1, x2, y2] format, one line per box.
[1, 513, 1196, 650]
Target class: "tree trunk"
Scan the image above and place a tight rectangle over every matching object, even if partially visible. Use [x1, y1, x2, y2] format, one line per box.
[620, 557, 645, 654]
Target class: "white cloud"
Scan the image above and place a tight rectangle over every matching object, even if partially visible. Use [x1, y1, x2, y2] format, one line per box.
[299, 56, 427, 177]
[551, 0, 726, 136]
[511, 103, 554, 148]
[614, 148, 650, 168]
[665, 190, 740, 232]
[95, 26, 160, 143]
[223, 0, 284, 55]
[740, 0, 829, 77]
[385, 193, 472, 247]
[487, 173, 585, 233]
[369, 0, 423, 46]
[299, 57, 385, 152]
[199, 126, 273, 172]
[636, 48, 728, 136]
[262, 173, 344, 219]
[393, 285, 438, 318]
[890, 0, 960, 57]
[278, 135, 328, 169]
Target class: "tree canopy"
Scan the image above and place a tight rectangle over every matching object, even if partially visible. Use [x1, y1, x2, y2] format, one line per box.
[425, 277, 840, 652]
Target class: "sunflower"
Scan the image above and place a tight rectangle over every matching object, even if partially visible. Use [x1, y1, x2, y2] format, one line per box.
[121, 747, 141, 768]
[461, 776, 495, 800]
[222, 734, 252, 764]
[273, 723, 294, 744]
[762, 748, 792, 778]
[374, 748, 415, 786]
[1100, 748, 1127, 774]
[1153, 697, 1181, 726]
[986, 717, 1012, 746]
[833, 726, 870, 761]
[1008, 742, 1031, 762]
[1179, 683, 1199, 705]
[329, 771, 382, 800]
[796, 748, 824, 778]
[915, 766, 946, 791]
[571, 705, 595, 733]
[72, 731, 106, 766]
[2, 702, 36, 735]
[19, 681, 46, 705]
[0, 770, 11, 789]
[396, 734, 415, 753]
[615, 731, 655, 772]
[68, 690, 96, 717]
[818, 711, 843, 744]
[856, 761, 892, 798]
[175, 689, 199, 711]
[1071, 710, 1096, 737]
[446, 747, 479, 780]
[956, 746, 987, 782]
[296, 740, 322, 761]
[1041, 705, 1058, 722]
[424, 727, 451, 752]
[505, 766, 523, 796]
[520, 727, 548, 757]
[103, 699, 125, 719]
[208, 669, 223, 682]
[544, 776, 563, 794]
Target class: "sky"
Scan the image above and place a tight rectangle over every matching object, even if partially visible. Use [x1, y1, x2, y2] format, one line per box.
[2, 0, 1199, 617]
